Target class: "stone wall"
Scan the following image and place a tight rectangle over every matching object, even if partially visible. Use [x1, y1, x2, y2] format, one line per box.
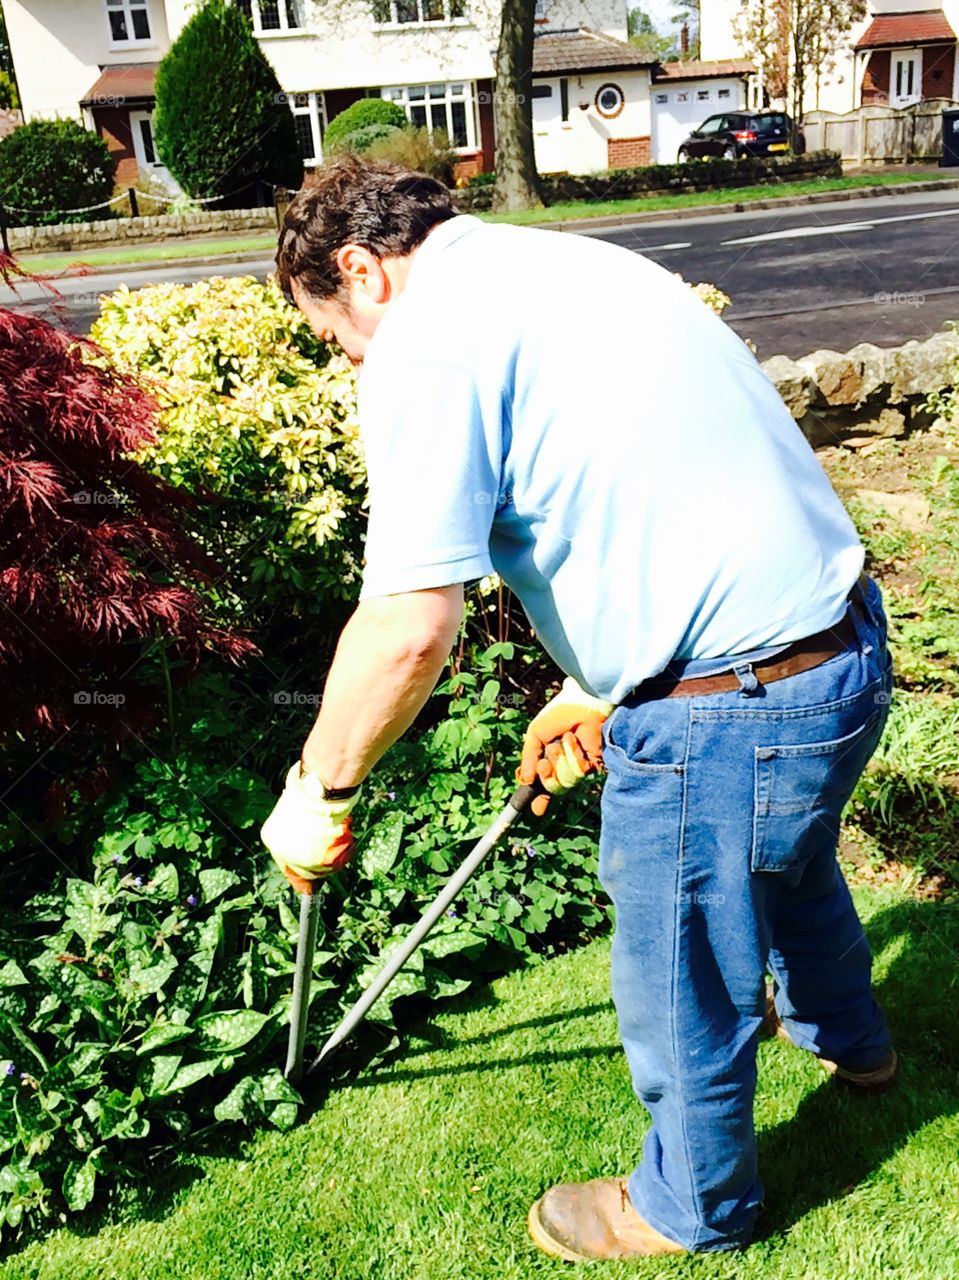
[9, 208, 274, 254]
[762, 331, 959, 448]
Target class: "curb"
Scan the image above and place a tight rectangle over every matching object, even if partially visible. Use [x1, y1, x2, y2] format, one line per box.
[24, 177, 959, 278]
[32, 247, 275, 281]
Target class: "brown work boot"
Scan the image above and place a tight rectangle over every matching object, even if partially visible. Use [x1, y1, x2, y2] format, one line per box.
[527, 1177, 686, 1261]
[762, 981, 899, 1091]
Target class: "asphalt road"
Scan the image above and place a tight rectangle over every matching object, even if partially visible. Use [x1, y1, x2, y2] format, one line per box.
[6, 186, 959, 360]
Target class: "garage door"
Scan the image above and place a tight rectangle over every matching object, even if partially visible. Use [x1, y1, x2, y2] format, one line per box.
[651, 81, 745, 163]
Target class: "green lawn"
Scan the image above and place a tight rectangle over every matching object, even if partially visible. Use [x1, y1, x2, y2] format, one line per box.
[481, 171, 952, 225]
[2, 882, 956, 1280]
[15, 171, 950, 274]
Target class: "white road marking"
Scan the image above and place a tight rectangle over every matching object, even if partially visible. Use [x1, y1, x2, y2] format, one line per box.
[641, 241, 692, 252]
[722, 203, 959, 247]
[722, 222, 875, 245]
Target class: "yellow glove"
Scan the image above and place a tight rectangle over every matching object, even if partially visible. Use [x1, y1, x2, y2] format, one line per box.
[518, 677, 614, 815]
[261, 763, 362, 889]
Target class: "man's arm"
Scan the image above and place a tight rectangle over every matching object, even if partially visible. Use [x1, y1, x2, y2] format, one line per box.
[299, 584, 465, 788]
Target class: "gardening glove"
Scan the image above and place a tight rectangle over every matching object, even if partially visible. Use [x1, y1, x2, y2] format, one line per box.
[518, 677, 614, 816]
[261, 762, 362, 889]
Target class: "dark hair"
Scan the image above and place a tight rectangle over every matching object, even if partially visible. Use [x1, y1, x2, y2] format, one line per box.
[275, 155, 457, 302]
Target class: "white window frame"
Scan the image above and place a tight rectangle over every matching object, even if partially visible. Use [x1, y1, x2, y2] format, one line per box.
[381, 82, 476, 150]
[372, 0, 469, 29]
[289, 91, 327, 165]
[890, 47, 922, 108]
[237, 0, 304, 35]
[106, 0, 154, 49]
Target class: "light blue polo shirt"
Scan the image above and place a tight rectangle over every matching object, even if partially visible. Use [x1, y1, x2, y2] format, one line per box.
[357, 215, 863, 704]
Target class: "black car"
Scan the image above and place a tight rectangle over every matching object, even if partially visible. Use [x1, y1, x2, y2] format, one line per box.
[677, 111, 804, 162]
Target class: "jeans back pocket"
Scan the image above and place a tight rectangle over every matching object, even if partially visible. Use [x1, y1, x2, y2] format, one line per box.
[751, 708, 883, 873]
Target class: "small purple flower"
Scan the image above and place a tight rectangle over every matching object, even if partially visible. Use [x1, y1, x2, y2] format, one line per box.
[387, 791, 396, 802]
[112, 855, 123, 866]
[133, 876, 143, 887]
[525, 845, 537, 859]
[446, 908, 458, 918]
[186, 894, 198, 907]
[4, 1063, 15, 1077]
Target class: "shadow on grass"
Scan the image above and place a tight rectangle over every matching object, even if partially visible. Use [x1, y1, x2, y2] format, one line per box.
[757, 894, 959, 1237]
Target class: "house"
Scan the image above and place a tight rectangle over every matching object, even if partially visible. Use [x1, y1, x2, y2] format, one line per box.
[3, 0, 758, 189]
[700, 0, 959, 116]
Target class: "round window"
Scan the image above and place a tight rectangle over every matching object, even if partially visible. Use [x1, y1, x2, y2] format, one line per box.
[595, 83, 625, 119]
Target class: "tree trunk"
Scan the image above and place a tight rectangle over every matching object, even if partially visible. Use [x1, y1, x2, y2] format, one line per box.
[491, 0, 543, 213]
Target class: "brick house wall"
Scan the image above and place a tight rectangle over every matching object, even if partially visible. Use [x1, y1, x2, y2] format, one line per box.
[92, 105, 138, 187]
[607, 135, 651, 168]
[922, 43, 956, 97]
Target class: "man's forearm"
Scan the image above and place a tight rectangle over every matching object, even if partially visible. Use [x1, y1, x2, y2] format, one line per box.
[300, 585, 464, 788]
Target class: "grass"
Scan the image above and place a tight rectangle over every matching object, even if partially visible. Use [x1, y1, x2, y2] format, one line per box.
[1, 883, 956, 1280]
[480, 171, 949, 224]
[15, 171, 950, 273]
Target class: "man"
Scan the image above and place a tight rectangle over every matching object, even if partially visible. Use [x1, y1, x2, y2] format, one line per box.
[261, 156, 896, 1260]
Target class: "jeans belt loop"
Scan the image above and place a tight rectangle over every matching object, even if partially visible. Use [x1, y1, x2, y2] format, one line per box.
[732, 662, 760, 695]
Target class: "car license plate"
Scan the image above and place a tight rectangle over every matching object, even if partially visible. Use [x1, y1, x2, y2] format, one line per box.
[768, 142, 788, 151]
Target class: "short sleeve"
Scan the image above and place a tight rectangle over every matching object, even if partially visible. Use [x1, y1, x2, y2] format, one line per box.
[358, 359, 500, 599]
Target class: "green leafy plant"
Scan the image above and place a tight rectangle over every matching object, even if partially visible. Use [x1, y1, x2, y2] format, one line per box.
[153, 0, 301, 203]
[0, 118, 114, 225]
[366, 126, 456, 184]
[90, 275, 365, 629]
[0, 635, 607, 1236]
[323, 98, 409, 153]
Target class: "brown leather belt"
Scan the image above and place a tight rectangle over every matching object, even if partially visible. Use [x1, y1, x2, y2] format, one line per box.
[637, 586, 865, 701]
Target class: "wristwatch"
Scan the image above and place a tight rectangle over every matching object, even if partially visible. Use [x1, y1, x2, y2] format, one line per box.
[297, 761, 362, 802]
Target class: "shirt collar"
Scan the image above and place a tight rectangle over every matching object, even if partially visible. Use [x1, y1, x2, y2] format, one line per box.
[405, 213, 484, 285]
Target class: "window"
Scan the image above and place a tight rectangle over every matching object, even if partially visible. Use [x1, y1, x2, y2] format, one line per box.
[289, 91, 326, 163]
[654, 91, 668, 104]
[235, 0, 303, 33]
[698, 115, 725, 134]
[106, 0, 152, 44]
[697, 89, 710, 101]
[594, 82, 625, 119]
[530, 84, 553, 99]
[373, 0, 465, 23]
[717, 87, 731, 99]
[383, 82, 474, 147]
[560, 77, 569, 121]
[675, 90, 689, 102]
[534, 0, 547, 19]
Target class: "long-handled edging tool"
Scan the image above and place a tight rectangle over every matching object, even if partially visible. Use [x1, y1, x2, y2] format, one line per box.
[283, 781, 539, 1084]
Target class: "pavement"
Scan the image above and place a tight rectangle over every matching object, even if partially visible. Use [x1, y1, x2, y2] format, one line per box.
[6, 181, 959, 360]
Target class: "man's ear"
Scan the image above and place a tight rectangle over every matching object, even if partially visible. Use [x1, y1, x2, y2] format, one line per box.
[335, 244, 390, 304]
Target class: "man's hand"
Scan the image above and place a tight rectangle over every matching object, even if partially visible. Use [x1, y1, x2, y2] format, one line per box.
[518, 677, 614, 815]
[261, 763, 362, 886]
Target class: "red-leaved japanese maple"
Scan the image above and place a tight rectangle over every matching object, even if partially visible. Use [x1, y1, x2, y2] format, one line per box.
[0, 263, 255, 774]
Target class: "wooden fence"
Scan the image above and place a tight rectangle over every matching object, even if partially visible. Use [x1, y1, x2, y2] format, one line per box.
[803, 99, 959, 165]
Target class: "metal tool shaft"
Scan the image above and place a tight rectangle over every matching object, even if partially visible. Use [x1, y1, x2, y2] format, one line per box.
[284, 888, 321, 1083]
[307, 782, 537, 1074]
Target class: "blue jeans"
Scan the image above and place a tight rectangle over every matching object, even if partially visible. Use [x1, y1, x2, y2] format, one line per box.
[597, 577, 893, 1251]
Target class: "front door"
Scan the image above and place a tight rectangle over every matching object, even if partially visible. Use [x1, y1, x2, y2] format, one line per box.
[890, 50, 923, 107]
[531, 81, 566, 174]
[129, 110, 181, 195]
